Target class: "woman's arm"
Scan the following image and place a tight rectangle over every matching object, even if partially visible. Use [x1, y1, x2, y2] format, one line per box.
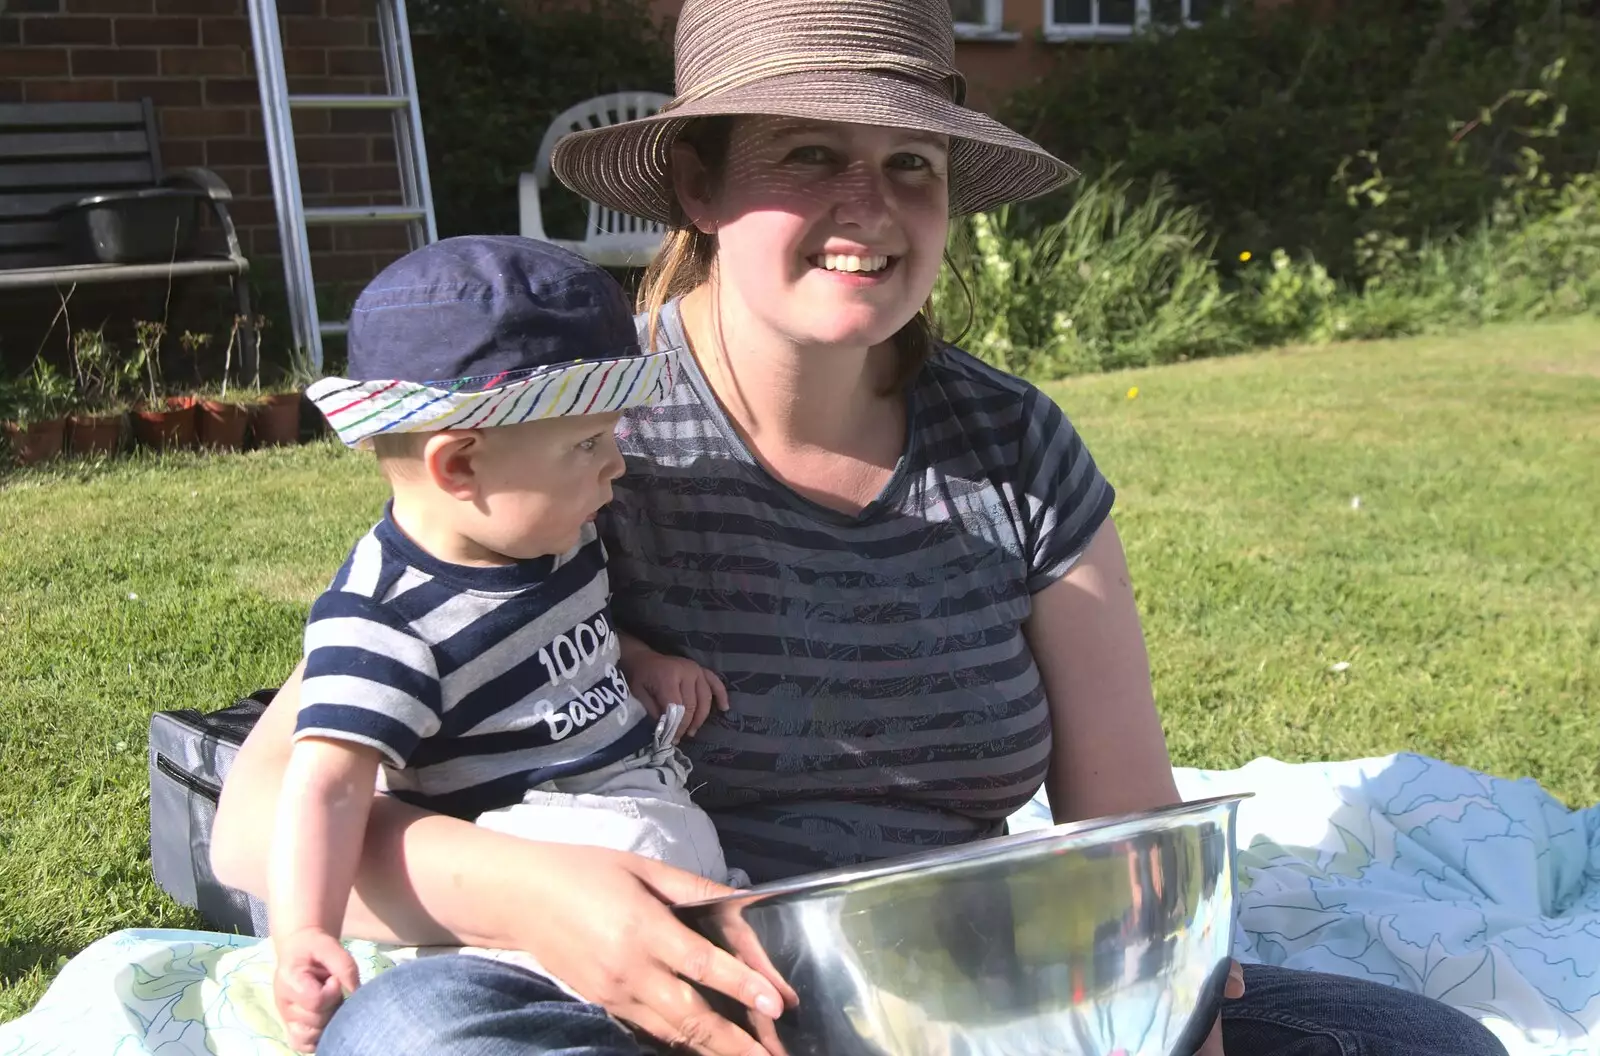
[1022, 518, 1183, 824]
[212, 663, 786, 1056]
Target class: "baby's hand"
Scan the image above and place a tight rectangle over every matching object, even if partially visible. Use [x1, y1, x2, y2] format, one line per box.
[273, 927, 360, 1053]
[622, 648, 728, 740]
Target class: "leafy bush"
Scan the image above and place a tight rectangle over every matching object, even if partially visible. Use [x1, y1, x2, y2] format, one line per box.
[411, 0, 674, 239]
[1003, 0, 1600, 280]
[934, 174, 1243, 378]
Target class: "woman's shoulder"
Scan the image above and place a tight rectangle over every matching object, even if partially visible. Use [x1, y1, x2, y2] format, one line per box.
[917, 340, 1076, 443]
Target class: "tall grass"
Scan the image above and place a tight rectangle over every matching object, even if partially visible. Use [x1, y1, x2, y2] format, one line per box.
[934, 167, 1600, 380]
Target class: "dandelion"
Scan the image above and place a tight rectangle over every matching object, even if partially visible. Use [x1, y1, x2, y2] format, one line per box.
[1126, 386, 1140, 400]
[1239, 250, 1252, 262]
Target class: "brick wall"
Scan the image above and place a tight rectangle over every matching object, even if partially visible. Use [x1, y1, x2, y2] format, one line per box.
[2, 0, 413, 363]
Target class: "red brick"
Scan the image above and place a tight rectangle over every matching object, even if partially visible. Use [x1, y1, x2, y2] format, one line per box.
[116, 76, 202, 105]
[369, 136, 395, 163]
[334, 226, 410, 253]
[282, 108, 331, 136]
[199, 15, 250, 47]
[25, 77, 118, 101]
[160, 104, 248, 138]
[295, 135, 367, 164]
[66, 0, 154, 11]
[115, 16, 198, 45]
[160, 138, 206, 166]
[329, 109, 390, 135]
[283, 16, 367, 48]
[203, 165, 250, 193]
[325, 47, 383, 77]
[159, 0, 241, 12]
[226, 198, 276, 227]
[0, 19, 20, 44]
[280, 47, 327, 77]
[203, 77, 261, 106]
[71, 46, 158, 76]
[281, 75, 372, 96]
[8, 0, 65, 11]
[204, 136, 268, 166]
[330, 164, 400, 194]
[7, 48, 71, 76]
[276, 0, 321, 14]
[323, 0, 366, 14]
[160, 45, 244, 76]
[21, 15, 113, 44]
[0, 82, 23, 102]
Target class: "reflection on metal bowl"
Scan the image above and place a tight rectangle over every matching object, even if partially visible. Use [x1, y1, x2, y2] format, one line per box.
[674, 794, 1249, 1056]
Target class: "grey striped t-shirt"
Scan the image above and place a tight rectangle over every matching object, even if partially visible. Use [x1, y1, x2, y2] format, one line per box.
[599, 300, 1115, 884]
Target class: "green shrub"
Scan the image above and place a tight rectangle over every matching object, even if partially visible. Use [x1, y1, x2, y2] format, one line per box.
[1003, 0, 1600, 280]
[934, 174, 1243, 378]
[411, 0, 674, 240]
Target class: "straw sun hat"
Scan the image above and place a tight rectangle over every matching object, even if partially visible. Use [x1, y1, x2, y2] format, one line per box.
[548, 0, 1078, 223]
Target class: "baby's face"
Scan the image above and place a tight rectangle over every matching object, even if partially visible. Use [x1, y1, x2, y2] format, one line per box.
[466, 412, 626, 559]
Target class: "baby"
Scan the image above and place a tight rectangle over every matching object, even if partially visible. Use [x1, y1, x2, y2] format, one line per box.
[270, 235, 742, 1052]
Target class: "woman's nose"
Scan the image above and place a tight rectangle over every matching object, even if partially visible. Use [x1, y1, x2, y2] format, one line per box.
[830, 163, 892, 232]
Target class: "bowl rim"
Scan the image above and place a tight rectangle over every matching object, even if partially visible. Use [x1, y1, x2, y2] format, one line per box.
[674, 791, 1253, 911]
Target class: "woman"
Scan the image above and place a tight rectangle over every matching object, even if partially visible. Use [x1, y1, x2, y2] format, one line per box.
[211, 1, 1510, 1054]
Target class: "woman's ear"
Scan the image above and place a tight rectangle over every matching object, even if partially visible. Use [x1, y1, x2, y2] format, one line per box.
[669, 140, 718, 236]
[422, 431, 480, 500]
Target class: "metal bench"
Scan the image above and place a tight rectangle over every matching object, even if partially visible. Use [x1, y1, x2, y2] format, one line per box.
[0, 99, 256, 377]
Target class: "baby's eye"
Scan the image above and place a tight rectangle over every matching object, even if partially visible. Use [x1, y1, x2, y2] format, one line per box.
[577, 436, 600, 452]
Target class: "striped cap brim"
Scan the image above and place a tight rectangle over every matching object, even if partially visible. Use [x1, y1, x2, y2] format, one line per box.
[309, 348, 677, 448]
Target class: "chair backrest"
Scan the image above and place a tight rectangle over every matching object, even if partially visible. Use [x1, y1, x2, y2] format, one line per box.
[534, 91, 672, 245]
[0, 100, 162, 271]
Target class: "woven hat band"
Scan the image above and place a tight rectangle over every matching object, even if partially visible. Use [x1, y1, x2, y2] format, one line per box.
[667, 52, 966, 113]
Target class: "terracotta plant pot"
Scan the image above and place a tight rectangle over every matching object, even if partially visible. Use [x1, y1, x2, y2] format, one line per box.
[251, 392, 302, 448]
[197, 399, 249, 451]
[67, 412, 124, 456]
[131, 396, 198, 450]
[4, 418, 66, 465]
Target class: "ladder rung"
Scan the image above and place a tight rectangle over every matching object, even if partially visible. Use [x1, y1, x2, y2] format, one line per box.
[304, 205, 426, 225]
[290, 94, 412, 111]
[320, 320, 350, 337]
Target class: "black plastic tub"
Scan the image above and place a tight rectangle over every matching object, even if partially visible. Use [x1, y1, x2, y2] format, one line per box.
[53, 187, 207, 265]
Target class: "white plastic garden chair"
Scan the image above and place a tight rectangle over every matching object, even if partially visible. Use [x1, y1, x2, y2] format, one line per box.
[519, 91, 672, 269]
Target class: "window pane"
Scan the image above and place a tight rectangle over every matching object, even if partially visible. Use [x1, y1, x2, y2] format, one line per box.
[1101, 0, 1136, 25]
[1053, 0, 1093, 24]
[1152, 0, 1183, 23]
[949, 0, 989, 23]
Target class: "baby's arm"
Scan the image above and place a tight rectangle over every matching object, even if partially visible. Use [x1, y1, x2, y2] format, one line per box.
[269, 737, 381, 1052]
[616, 632, 728, 739]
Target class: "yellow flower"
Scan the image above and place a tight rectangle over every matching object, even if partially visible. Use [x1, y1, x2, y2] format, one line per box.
[1126, 386, 1140, 400]
[1239, 250, 1253, 262]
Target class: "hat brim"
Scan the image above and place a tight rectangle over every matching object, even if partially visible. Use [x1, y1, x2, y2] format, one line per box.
[309, 348, 678, 449]
[549, 69, 1077, 223]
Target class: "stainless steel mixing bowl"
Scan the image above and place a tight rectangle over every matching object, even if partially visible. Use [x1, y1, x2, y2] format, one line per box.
[675, 793, 1249, 1056]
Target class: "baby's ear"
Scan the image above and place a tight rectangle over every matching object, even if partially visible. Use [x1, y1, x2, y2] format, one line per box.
[422, 431, 481, 498]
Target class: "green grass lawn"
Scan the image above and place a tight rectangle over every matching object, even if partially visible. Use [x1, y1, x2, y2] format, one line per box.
[2, 318, 1597, 1023]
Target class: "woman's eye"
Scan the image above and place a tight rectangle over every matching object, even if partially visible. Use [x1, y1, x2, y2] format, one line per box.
[889, 153, 930, 171]
[785, 145, 835, 165]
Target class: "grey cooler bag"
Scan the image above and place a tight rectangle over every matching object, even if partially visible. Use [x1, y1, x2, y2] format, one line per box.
[148, 689, 274, 935]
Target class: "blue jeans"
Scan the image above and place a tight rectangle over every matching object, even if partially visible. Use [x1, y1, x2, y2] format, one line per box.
[319, 956, 1510, 1056]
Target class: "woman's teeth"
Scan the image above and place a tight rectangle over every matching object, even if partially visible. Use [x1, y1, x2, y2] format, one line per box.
[816, 253, 890, 274]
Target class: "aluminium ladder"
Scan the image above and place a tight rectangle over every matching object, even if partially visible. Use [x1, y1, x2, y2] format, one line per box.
[246, 0, 438, 375]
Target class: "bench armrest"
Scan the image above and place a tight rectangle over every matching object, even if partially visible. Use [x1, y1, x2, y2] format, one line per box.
[163, 166, 234, 202]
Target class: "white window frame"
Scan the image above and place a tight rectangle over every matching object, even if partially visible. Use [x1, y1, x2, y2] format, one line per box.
[1043, 0, 1209, 41]
[952, 0, 1014, 40]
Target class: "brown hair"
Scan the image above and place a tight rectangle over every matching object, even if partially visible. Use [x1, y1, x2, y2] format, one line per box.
[636, 117, 939, 395]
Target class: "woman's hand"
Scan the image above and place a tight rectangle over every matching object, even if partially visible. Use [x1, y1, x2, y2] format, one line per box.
[524, 846, 791, 1056]
[620, 640, 728, 739]
[1194, 959, 1246, 1056]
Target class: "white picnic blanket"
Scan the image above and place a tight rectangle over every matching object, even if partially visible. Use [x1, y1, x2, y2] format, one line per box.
[3, 751, 1597, 1055]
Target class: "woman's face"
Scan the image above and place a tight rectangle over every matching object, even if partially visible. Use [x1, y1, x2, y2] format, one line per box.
[679, 117, 951, 352]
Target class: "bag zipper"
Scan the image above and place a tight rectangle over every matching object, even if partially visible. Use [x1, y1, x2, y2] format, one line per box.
[155, 753, 223, 803]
